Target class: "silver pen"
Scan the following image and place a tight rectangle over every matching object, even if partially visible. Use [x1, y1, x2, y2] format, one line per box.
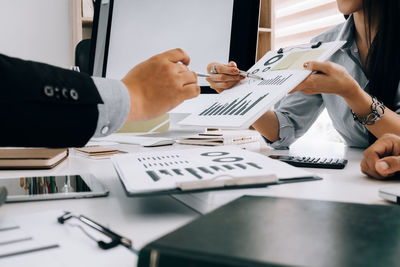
[196, 71, 264, 81]
[238, 70, 264, 81]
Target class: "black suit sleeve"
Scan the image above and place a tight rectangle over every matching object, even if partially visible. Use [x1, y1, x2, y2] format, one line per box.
[0, 54, 103, 148]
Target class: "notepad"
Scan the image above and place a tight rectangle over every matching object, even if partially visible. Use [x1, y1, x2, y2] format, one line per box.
[0, 148, 68, 169]
[75, 146, 124, 159]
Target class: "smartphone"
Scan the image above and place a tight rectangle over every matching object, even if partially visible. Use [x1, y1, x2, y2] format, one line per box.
[0, 174, 109, 203]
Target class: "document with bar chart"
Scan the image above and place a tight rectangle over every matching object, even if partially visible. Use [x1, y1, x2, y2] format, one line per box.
[111, 146, 319, 196]
[179, 41, 346, 129]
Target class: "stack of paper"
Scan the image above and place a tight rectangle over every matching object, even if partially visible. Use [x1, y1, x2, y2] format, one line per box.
[178, 130, 261, 146]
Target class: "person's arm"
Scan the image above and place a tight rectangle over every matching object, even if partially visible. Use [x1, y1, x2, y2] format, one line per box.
[0, 49, 200, 147]
[258, 92, 324, 148]
[251, 111, 280, 143]
[292, 61, 400, 139]
[94, 48, 200, 138]
[361, 134, 400, 179]
[0, 53, 102, 148]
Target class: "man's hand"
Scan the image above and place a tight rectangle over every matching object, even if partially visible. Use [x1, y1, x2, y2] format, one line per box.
[122, 48, 200, 122]
[361, 134, 400, 179]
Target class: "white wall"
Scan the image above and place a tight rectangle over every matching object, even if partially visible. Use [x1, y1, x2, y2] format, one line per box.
[0, 0, 72, 68]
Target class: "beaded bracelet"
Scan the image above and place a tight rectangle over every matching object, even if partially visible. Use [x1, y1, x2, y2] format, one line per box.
[351, 96, 385, 126]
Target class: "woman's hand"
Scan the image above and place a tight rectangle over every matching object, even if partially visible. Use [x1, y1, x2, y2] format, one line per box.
[290, 61, 362, 99]
[206, 61, 244, 93]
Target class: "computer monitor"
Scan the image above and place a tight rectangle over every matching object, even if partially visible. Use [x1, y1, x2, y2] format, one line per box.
[90, 0, 260, 93]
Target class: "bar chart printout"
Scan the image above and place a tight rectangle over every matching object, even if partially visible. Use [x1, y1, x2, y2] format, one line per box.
[199, 92, 269, 117]
[133, 148, 268, 182]
[112, 146, 319, 195]
[179, 41, 345, 129]
[111, 147, 283, 194]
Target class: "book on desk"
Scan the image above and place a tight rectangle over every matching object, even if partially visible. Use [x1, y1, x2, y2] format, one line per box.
[138, 195, 400, 267]
[0, 148, 68, 169]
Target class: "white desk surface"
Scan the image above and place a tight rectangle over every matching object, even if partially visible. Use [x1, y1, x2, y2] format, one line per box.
[174, 139, 400, 214]
[1, 139, 400, 266]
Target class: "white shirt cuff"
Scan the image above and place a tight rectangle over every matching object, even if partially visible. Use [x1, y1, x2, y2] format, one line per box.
[91, 77, 130, 137]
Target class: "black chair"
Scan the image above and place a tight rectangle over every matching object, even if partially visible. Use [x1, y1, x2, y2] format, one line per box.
[75, 39, 91, 74]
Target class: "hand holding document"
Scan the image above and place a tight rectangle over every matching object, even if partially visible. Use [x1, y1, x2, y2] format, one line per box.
[180, 41, 346, 129]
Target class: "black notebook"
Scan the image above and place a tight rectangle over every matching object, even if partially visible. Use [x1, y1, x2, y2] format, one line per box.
[138, 196, 400, 267]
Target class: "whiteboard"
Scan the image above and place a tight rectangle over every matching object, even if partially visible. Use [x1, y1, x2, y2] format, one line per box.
[105, 0, 234, 85]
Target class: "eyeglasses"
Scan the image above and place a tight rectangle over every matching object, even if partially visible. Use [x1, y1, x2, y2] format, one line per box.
[57, 212, 136, 253]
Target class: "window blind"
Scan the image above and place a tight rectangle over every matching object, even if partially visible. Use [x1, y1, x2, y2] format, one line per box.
[275, 0, 345, 48]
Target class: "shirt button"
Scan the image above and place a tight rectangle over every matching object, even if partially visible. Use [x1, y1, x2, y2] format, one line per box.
[353, 48, 359, 53]
[44, 86, 54, 97]
[101, 126, 109, 135]
[70, 89, 79, 101]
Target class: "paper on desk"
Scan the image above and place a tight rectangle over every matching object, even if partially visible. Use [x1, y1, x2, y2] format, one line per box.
[91, 133, 175, 147]
[0, 217, 59, 263]
[112, 146, 315, 195]
[0, 210, 136, 267]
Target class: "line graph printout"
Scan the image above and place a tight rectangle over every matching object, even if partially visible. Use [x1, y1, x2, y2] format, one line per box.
[179, 41, 345, 129]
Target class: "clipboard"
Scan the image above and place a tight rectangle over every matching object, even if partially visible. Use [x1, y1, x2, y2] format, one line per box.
[111, 146, 321, 197]
[178, 41, 346, 129]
